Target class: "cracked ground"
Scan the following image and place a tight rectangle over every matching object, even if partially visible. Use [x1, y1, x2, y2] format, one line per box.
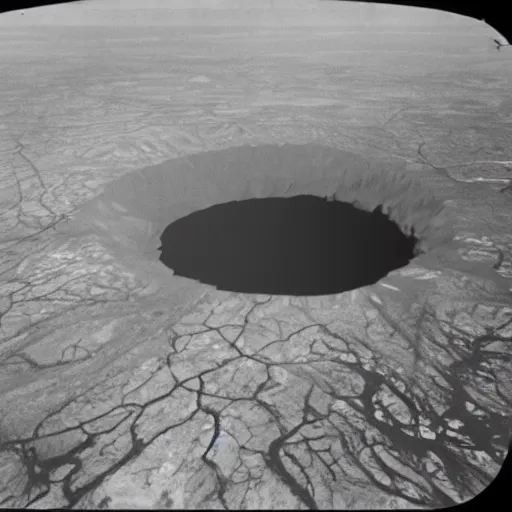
[0, 2, 512, 509]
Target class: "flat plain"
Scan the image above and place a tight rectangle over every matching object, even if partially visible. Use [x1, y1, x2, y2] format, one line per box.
[0, 10, 511, 509]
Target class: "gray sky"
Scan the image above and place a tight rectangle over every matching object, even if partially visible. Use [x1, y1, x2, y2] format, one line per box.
[0, 0, 484, 27]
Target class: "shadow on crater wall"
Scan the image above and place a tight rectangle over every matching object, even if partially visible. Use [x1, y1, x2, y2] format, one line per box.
[158, 195, 419, 296]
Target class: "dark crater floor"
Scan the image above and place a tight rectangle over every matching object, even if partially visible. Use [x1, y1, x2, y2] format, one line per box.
[158, 195, 419, 296]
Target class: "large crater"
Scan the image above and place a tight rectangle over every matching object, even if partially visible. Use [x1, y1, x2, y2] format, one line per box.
[58, 143, 458, 296]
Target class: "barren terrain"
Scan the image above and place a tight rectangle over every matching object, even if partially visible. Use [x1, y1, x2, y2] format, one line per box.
[0, 1, 511, 509]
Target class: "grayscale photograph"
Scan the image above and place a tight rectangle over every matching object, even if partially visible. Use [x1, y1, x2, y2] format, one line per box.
[0, 0, 510, 509]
